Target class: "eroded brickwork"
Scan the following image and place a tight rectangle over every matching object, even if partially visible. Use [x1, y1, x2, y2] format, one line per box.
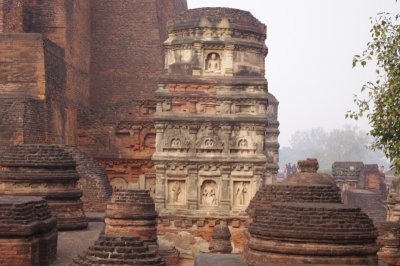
[0, 196, 57, 266]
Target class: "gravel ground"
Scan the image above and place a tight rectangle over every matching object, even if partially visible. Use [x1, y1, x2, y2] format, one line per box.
[51, 221, 104, 266]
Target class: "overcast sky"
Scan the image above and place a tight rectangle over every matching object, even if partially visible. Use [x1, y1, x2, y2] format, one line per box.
[187, 0, 400, 146]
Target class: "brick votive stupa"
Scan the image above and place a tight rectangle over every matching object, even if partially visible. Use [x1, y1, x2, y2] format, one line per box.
[105, 189, 158, 250]
[209, 222, 232, 254]
[0, 144, 88, 230]
[377, 221, 400, 266]
[0, 196, 57, 266]
[244, 158, 380, 266]
[71, 234, 165, 266]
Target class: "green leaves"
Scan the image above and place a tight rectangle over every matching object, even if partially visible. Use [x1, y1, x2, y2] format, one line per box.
[348, 6, 400, 174]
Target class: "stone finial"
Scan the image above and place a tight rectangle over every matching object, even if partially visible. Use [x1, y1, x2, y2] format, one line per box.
[209, 222, 232, 253]
[297, 158, 319, 173]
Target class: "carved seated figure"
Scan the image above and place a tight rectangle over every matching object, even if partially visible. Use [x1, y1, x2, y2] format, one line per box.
[205, 53, 221, 73]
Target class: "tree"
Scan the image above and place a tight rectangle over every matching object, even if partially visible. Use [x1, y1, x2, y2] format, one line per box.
[347, 7, 400, 173]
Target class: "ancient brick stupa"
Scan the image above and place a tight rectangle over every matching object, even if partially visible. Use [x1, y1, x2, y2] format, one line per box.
[0, 196, 57, 266]
[71, 235, 165, 266]
[105, 189, 158, 250]
[245, 158, 380, 265]
[0, 144, 88, 230]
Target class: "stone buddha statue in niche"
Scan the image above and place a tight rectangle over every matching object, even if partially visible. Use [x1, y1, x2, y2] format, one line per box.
[205, 53, 221, 73]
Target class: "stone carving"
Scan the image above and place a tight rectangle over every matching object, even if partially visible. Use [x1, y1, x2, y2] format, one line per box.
[163, 129, 191, 153]
[205, 52, 221, 73]
[168, 180, 185, 204]
[196, 127, 224, 153]
[200, 180, 218, 206]
[230, 135, 257, 154]
[110, 177, 128, 190]
[233, 181, 250, 206]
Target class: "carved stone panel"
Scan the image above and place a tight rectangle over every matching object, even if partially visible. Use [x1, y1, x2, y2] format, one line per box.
[167, 180, 186, 205]
[232, 181, 251, 207]
[200, 180, 218, 206]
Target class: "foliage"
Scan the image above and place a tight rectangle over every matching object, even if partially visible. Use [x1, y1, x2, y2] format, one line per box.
[347, 8, 400, 173]
[280, 127, 389, 171]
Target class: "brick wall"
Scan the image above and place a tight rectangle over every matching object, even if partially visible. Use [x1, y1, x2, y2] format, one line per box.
[65, 0, 90, 145]
[0, 0, 24, 32]
[0, 33, 46, 144]
[43, 38, 67, 144]
[23, 0, 66, 46]
[0, 33, 45, 98]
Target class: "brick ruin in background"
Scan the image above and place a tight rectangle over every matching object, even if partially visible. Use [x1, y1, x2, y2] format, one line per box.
[153, 7, 279, 257]
[0, 196, 57, 266]
[0, 144, 88, 230]
[245, 159, 380, 265]
[332, 161, 387, 225]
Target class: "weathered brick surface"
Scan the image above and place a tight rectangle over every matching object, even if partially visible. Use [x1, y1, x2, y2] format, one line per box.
[105, 189, 158, 250]
[64, 145, 112, 212]
[71, 234, 166, 266]
[0, 196, 58, 266]
[0, 33, 45, 97]
[0, 144, 88, 230]
[0, 0, 24, 32]
[343, 189, 387, 226]
[377, 222, 400, 266]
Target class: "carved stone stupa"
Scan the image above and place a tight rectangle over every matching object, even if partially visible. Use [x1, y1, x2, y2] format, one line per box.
[153, 7, 278, 254]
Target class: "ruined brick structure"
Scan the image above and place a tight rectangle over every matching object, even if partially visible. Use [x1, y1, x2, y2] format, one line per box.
[105, 189, 158, 251]
[0, 196, 57, 266]
[333, 161, 387, 225]
[0, 144, 88, 230]
[245, 159, 380, 265]
[377, 222, 400, 266]
[209, 223, 233, 254]
[387, 176, 400, 222]
[152, 7, 278, 257]
[71, 235, 166, 266]
[64, 145, 112, 212]
[78, 0, 188, 189]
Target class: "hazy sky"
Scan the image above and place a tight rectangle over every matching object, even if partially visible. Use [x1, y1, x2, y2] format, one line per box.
[188, 0, 400, 146]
